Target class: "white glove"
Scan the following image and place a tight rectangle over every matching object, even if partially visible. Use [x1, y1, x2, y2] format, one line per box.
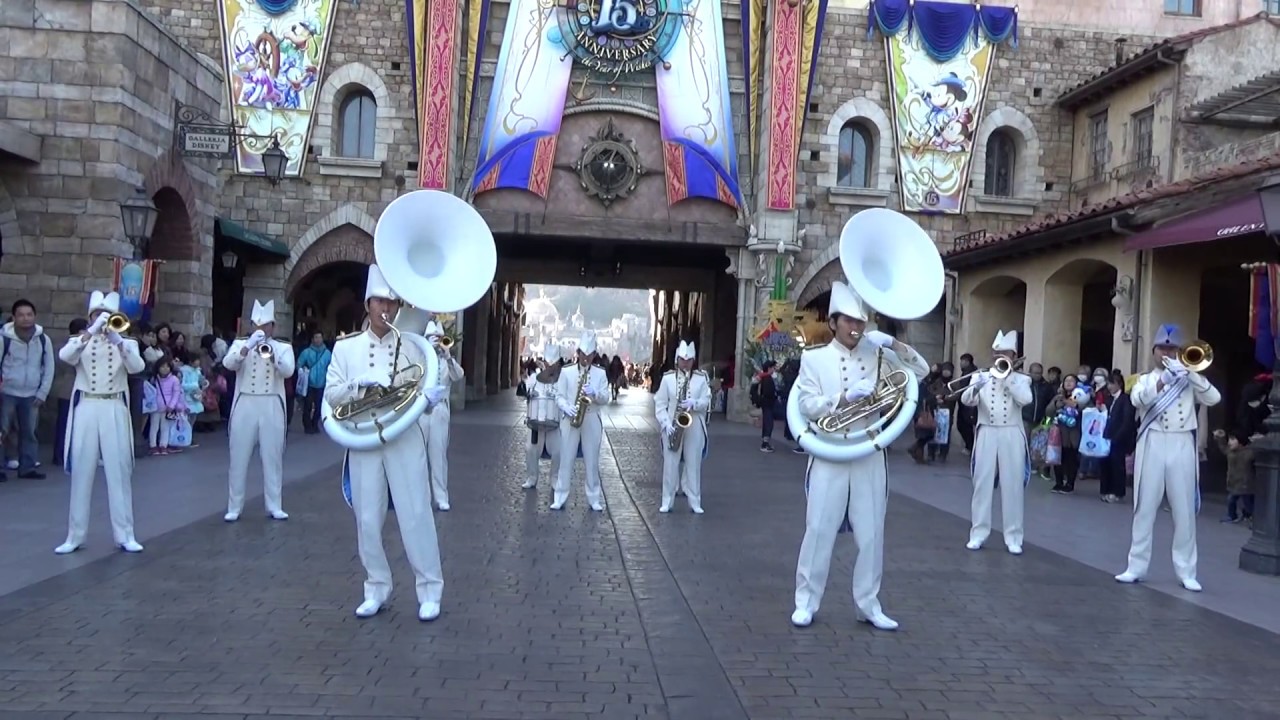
[976, 371, 992, 386]
[249, 330, 267, 348]
[679, 398, 696, 410]
[106, 330, 124, 346]
[562, 403, 578, 418]
[844, 378, 876, 403]
[864, 330, 895, 348]
[357, 370, 392, 388]
[661, 422, 674, 436]
[1160, 369, 1178, 386]
[582, 385, 596, 397]
[1164, 358, 1188, 377]
[88, 313, 109, 335]
[424, 386, 446, 405]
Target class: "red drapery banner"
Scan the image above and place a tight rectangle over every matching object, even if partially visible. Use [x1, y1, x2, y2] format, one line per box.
[111, 258, 161, 321]
[1248, 263, 1279, 368]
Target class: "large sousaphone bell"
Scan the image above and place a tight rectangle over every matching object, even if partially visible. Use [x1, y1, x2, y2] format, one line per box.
[322, 190, 497, 452]
[786, 208, 945, 463]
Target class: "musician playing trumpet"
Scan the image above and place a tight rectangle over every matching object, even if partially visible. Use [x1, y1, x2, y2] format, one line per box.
[552, 331, 610, 512]
[653, 340, 712, 514]
[521, 344, 564, 490]
[423, 319, 464, 511]
[222, 300, 295, 523]
[960, 330, 1033, 555]
[326, 265, 447, 620]
[1116, 324, 1220, 592]
[791, 281, 929, 631]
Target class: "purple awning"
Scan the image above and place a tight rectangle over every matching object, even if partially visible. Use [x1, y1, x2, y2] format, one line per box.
[1124, 194, 1267, 252]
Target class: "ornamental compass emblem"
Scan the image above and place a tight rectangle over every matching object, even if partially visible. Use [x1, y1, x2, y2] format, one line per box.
[553, 0, 683, 77]
[574, 118, 645, 207]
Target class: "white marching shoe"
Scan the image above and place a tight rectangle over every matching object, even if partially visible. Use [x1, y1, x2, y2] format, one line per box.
[224, 512, 240, 523]
[120, 540, 144, 553]
[54, 542, 81, 555]
[691, 506, 704, 515]
[659, 503, 672, 513]
[1007, 545, 1023, 555]
[965, 539, 983, 551]
[790, 609, 813, 627]
[269, 510, 289, 521]
[858, 611, 899, 631]
[355, 599, 384, 618]
[589, 502, 605, 512]
[549, 498, 566, 511]
[418, 602, 441, 621]
[436, 502, 450, 512]
[1180, 578, 1202, 592]
[521, 480, 536, 489]
[1114, 571, 1143, 584]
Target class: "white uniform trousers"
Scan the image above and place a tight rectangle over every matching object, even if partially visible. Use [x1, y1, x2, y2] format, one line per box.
[227, 394, 286, 516]
[969, 425, 1026, 548]
[65, 396, 137, 546]
[794, 453, 888, 619]
[525, 427, 561, 487]
[425, 404, 451, 507]
[1123, 430, 1198, 582]
[348, 425, 444, 605]
[661, 420, 706, 508]
[554, 412, 604, 506]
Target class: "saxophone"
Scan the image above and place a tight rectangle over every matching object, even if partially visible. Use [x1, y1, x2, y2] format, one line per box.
[667, 372, 693, 452]
[569, 363, 591, 429]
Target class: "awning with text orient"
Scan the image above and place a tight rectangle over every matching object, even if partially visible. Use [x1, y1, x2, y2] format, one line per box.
[216, 218, 289, 258]
[1123, 194, 1266, 252]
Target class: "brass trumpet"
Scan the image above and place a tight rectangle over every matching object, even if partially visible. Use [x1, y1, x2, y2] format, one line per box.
[1175, 340, 1213, 373]
[235, 334, 275, 359]
[437, 335, 454, 350]
[96, 312, 130, 334]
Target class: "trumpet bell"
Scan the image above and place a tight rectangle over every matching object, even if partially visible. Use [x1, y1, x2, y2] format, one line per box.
[107, 313, 130, 334]
[1179, 340, 1213, 373]
[257, 343, 274, 359]
[375, 190, 497, 314]
[838, 208, 944, 321]
[438, 335, 454, 350]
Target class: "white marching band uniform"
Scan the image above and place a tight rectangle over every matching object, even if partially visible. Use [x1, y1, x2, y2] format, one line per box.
[552, 331, 610, 511]
[326, 265, 446, 620]
[522, 344, 563, 490]
[791, 282, 928, 631]
[1117, 323, 1220, 592]
[423, 320, 464, 511]
[653, 341, 712, 513]
[55, 291, 146, 555]
[961, 330, 1032, 554]
[222, 299, 296, 522]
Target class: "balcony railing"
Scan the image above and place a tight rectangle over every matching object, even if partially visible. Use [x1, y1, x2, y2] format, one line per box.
[952, 229, 988, 251]
[1111, 155, 1160, 181]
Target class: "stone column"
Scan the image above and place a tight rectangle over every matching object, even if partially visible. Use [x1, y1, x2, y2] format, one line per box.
[468, 289, 491, 402]
[486, 285, 501, 395]
[727, 247, 762, 422]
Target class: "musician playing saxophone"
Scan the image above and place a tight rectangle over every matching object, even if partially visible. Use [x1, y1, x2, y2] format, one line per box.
[959, 330, 1032, 555]
[552, 331, 610, 512]
[324, 264, 447, 621]
[791, 281, 928, 631]
[653, 340, 712, 514]
[1116, 323, 1220, 592]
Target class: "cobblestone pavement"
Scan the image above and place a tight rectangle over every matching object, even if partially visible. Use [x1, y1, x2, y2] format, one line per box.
[2, 394, 1280, 719]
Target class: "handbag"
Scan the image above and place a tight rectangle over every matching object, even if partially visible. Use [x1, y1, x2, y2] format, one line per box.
[141, 380, 159, 415]
[168, 414, 193, 447]
[915, 409, 937, 431]
[295, 366, 310, 396]
[1044, 424, 1063, 466]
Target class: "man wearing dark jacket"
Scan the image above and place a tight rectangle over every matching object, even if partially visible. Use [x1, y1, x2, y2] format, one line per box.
[757, 361, 779, 453]
[1100, 375, 1136, 502]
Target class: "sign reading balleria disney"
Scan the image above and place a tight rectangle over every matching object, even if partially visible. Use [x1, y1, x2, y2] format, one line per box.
[554, 0, 682, 75]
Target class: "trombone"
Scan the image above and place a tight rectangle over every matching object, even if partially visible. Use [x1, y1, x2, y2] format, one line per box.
[1167, 340, 1212, 374]
[943, 356, 1024, 401]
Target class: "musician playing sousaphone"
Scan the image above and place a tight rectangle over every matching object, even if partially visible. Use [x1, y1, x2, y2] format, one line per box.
[1116, 323, 1220, 592]
[960, 330, 1032, 554]
[521, 343, 564, 490]
[790, 281, 929, 631]
[325, 264, 448, 620]
[653, 340, 712, 514]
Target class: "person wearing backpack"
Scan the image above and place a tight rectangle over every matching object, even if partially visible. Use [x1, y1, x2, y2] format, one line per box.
[2, 299, 55, 479]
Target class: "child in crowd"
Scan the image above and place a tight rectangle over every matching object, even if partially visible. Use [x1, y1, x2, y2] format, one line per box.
[1214, 429, 1256, 524]
[148, 356, 185, 455]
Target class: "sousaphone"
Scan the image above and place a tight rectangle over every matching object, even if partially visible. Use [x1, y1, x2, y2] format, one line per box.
[322, 190, 497, 453]
[786, 208, 945, 462]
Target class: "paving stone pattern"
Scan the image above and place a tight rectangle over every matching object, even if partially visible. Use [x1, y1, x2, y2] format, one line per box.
[2, 415, 1280, 719]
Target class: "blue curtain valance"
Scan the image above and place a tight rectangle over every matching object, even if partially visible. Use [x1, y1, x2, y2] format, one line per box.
[868, 0, 1019, 62]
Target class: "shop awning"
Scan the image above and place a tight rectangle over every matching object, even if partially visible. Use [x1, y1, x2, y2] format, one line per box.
[216, 218, 289, 258]
[1123, 194, 1266, 252]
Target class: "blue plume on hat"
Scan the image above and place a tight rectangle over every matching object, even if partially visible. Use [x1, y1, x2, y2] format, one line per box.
[1154, 323, 1182, 348]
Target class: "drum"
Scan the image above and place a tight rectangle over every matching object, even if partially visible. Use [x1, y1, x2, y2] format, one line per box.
[526, 387, 560, 430]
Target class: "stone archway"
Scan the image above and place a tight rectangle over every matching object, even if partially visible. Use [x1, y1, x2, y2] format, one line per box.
[964, 275, 1027, 360]
[143, 152, 202, 261]
[794, 254, 843, 309]
[285, 204, 378, 291]
[1044, 258, 1118, 371]
[285, 223, 374, 299]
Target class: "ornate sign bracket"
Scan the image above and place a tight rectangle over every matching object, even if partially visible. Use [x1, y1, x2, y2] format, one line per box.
[173, 100, 277, 159]
[574, 117, 646, 208]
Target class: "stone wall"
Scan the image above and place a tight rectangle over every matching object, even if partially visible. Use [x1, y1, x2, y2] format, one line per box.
[0, 0, 222, 337]
[788, 8, 1149, 303]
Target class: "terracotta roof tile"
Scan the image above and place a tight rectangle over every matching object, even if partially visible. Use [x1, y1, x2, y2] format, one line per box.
[944, 152, 1280, 258]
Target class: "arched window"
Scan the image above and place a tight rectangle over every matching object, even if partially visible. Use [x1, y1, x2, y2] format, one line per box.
[837, 121, 873, 188]
[984, 130, 1017, 197]
[338, 90, 376, 159]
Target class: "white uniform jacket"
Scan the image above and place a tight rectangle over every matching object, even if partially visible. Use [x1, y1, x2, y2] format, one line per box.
[223, 338, 296, 405]
[794, 339, 930, 436]
[60, 333, 146, 397]
[960, 372, 1033, 426]
[555, 363, 610, 418]
[1130, 369, 1220, 433]
[654, 370, 713, 433]
[324, 329, 428, 417]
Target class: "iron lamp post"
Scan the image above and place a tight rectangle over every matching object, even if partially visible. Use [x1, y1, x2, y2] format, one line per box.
[1241, 179, 1280, 575]
[261, 138, 288, 186]
[119, 187, 158, 259]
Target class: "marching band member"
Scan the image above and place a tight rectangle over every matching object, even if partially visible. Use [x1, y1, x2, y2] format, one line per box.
[552, 331, 610, 511]
[55, 291, 146, 554]
[960, 330, 1033, 554]
[423, 319, 464, 511]
[653, 340, 712, 514]
[326, 265, 448, 620]
[222, 300, 296, 522]
[791, 282, 929, 631]
[1116, 324, 1220, 591]
[522, 344, 563, 490]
